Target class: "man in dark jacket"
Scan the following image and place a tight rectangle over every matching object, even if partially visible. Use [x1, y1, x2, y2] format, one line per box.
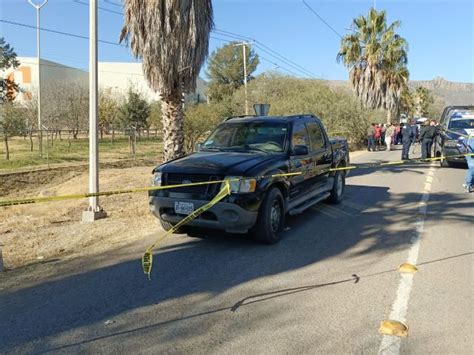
[401, 119, 417, 160]
[420, 120, 438, 159]
[367, 124, 376, 152]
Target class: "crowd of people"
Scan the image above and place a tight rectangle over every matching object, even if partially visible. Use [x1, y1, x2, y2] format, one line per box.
[366, 120, 439, 160]
[365, 119, 474, 193]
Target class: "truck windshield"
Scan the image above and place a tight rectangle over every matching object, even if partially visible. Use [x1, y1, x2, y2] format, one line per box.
[449, 118, 474, 130]
[202, 121, 288, 153]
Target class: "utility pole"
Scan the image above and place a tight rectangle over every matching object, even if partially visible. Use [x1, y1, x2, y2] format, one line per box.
[233, 42, 252, 115]
[82, 0, 106, 222]
[243, 44, 248, 115]
[28, 0, 48, 159]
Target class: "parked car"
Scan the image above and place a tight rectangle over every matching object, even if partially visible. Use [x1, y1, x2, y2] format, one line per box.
[434, 105, 474, 167]
[149, 114, 349, 244]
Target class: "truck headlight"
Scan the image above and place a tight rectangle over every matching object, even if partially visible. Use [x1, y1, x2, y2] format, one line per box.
[152, 172, 162, 186]
[223, 176, 257, 193]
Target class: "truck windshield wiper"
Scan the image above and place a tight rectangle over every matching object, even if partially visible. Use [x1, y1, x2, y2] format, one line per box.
[201, 147, 225, 151]
[243, 145, 269, 154]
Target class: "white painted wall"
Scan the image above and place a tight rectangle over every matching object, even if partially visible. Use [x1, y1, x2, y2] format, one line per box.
[4, 58, 207, 104]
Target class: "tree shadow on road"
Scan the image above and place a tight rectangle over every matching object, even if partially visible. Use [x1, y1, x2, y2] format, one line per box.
[0, 186, 472, 353]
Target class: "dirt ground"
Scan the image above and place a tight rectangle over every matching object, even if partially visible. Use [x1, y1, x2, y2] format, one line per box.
[0, 161, 162, 269]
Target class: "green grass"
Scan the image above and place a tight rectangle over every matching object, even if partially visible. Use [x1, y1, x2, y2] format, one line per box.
[0, 135, 163, 171]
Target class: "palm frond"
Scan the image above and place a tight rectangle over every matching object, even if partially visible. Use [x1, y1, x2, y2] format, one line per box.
[120, 0, 214, 99]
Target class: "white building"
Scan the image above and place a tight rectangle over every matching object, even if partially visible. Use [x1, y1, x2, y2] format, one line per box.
[3, 57, 207, 104]
[2, 57, 87, 102]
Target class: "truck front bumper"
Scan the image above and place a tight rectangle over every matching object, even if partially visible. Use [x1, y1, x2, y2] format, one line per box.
[443, 147, 467, 163]
[149, 196, 258, 234]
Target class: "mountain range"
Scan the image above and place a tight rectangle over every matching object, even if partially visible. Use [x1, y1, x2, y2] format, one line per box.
[327, 77, 474, 106]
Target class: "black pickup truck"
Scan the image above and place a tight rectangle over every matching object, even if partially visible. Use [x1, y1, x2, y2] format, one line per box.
[149, 114, 349, 244]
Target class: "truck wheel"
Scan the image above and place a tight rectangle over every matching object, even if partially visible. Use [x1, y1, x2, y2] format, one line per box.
[440, 159, 450, 167]
[159, 217, 185, 234]
[252, 187, 284, 244]
[327, 170, 345, 204]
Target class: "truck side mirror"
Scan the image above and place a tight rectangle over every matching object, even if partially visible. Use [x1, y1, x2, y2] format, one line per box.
[195, 143, 203, 152]
[292, 145, 309, 156]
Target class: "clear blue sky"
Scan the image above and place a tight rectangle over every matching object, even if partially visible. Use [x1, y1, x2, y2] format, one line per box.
[1, 0, 473, 82]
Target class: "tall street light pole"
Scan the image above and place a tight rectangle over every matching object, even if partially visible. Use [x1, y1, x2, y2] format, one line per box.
[28, 0, 48, 159]
[243, 44, 248, 115]
[82, 0, 106, 222]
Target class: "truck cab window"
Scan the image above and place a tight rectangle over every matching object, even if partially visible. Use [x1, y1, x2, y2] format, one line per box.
[292, 122, 310, 148]
[306, 122, 325, 150]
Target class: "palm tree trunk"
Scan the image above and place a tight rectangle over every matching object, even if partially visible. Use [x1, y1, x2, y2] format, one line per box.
[161, 96, 185, 162]
[386, 110, 393, 124]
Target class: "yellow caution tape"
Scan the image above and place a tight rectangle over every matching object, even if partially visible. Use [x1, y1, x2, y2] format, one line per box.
[141, 181, 231, 279]
[142, 250, 153, 280]
[327, 153, 474, 172]
[1, 153, 473, 208]
[0, 173, 294, 207]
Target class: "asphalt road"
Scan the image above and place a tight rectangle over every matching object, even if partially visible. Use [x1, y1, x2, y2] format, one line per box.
[1, 146, 473, 354]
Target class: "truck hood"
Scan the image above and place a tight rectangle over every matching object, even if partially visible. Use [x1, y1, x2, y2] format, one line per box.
[157, 151, 284, 175]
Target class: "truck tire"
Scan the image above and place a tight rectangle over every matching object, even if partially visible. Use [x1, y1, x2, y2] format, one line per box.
[327, 170, 345, 204]
[440, 158, 450, 167]
[252, 187, 284, 244]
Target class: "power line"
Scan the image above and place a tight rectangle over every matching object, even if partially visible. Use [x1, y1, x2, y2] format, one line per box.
[213, 29, 320, 79]
[301, 0, 343, 39]
[209, 35, 235, 43]
[103, 0, 122, 8]
[69, 1, 319, 79]
[3, 18, 320, 79]
[258, 55, 303, 78]
[212, 28, 251, 42]
[210, 35, 307, 78]
[73, 0, 123, 15]
[0, 19, 124, 47]
[213, 28, 320, 78]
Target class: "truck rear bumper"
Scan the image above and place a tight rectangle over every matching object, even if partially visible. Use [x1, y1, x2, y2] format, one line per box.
[149, 196, 258, 234]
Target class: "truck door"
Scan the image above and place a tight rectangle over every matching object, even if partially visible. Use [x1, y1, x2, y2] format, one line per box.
[306, 121, 332, 189]
[289, 121, 313, 198]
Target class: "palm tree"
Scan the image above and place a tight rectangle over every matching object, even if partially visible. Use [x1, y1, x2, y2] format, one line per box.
[120, 0, 214, 161]
[413, 86, 434, 117]
[337, 8, 409, 123]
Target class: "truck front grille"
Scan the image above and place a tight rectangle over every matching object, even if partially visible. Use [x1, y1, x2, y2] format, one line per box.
[164, 173, 223, 196]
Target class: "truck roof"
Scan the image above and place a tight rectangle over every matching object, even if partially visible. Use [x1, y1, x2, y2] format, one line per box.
[224, 114, 319, 123]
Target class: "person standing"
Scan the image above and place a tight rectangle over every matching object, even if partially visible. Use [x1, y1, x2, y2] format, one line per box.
[374, 124, 382, 151]
[385, 123, 396, 151]
[420, 120, 433, 160]
[401, 119, 416, 160]
[431, 120, 440, 155]
[463, 133, 474, 193]
[396, 123, 403, 145]
[367, 123, 376, 152]
[381, 124, 387, 147]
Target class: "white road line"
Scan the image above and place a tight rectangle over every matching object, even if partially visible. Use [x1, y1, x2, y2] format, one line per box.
[378, 163, 436, 355]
